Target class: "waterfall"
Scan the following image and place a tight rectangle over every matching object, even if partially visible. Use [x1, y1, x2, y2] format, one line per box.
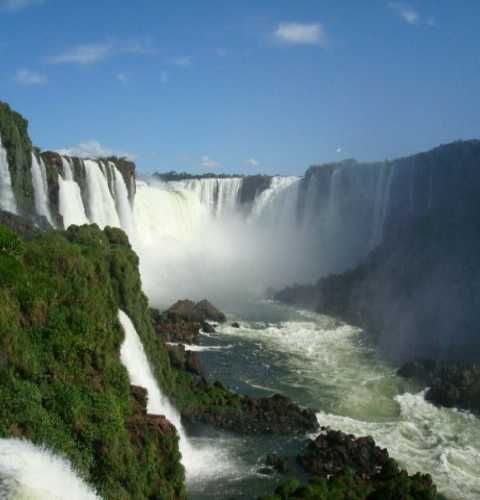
[370, 163, 395, 250]
[61, 157, 74, 181]
[31, 153, 53, 225]
[84, 159, 121, 229]
[0, 438, 100, 500]
[169, 178, 243, 216]
[0, 136, 17, 214]
[58, 176, 89, 228]
[111, 162, 135, 240]
[118, 310, 192, 456]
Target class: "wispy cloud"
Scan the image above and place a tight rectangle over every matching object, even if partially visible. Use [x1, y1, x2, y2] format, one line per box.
[171, 56, 192, 67]
[48, 42, 114, 65]
[201, 155, 221, 169]
[274, 22, 327, 46]
[48, 38, 156, 65]
[0, 0, 43, 12]
[388, 2, 420, 25]
[15, 68, 47, 85]
[57, 140, 135, 160]
[246, 158, 259, 167]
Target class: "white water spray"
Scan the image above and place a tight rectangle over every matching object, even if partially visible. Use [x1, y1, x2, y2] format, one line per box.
[0, 136, 17, 214]
[0, 438, 100, 500]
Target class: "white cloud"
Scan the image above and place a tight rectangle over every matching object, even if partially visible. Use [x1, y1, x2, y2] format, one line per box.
[0, 0, 43, 12]
[388, 2, 419, 25]
[48, 38, 157, 65]
[15, 69, 47, 85]
[171, 56, 192, 67]
[116, 73, 129, 84]
[48, 42, 114, 65]
[246, 158, 259, 167]
[274, 22, 326, 46]
[201, 155, 221, 169]
[160, 71, 168, 84]
[57, 140, 135, 160]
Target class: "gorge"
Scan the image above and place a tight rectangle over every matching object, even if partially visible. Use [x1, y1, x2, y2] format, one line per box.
[0, 99, 479, 499]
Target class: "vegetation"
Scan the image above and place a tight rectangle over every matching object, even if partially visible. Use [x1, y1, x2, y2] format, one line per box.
[0, 101, 34, 214]
[0, 223, 185, 499]
[259, 461, 437, 500]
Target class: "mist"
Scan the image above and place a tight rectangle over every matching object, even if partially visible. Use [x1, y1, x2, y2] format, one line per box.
[133, 178, 325, 312]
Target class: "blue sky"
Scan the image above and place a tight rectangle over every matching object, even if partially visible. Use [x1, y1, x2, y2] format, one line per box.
[1, 0, 479, 175]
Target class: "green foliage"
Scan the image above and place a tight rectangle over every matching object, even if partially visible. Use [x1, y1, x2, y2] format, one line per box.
[0, 224, 185, 499]
[259, 463, 437, 500]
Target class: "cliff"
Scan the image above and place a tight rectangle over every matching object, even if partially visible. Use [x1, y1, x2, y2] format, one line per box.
[0, 223, 185, 499]
[0, 101, 136, 230]
[276, 141, 480, 360]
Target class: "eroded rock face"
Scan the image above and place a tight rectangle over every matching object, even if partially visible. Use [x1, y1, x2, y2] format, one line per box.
[299, 429, 389, 478]
[398, 359, 480, 413]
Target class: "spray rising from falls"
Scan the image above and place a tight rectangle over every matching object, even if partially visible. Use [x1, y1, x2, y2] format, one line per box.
[118, 310, 239, 482]
[0, 136, 17, 214]
[0, 438, 100, 500]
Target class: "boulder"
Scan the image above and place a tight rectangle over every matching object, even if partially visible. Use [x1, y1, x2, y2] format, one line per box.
[298, 429, 389, 478]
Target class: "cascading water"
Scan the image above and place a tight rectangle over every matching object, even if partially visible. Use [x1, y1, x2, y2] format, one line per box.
[31, 153, 53, 225]
[110, 162, 135, 240]
[0, 438, 100, 500]
[83, 159, 121, 229]
[0, 136, 17, 214]
[118, 310, 238, 483]
[58, 157, 89, 228]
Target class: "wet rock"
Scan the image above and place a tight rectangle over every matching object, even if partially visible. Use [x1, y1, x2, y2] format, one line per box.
[182, 393, 318, 435]
[168, 299, 226, 323]
[298, 429, 389, 478]
[257, 467, 275, 476]
[201, 321, 216, 334]
[231, 322, 240, 328]
[265, 453, 290, 474]
[398, 358, 480, 413]
[166, 344, 203, 376]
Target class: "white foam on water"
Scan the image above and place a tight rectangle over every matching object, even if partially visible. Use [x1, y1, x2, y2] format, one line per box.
[213, 309, 480, 499]
[0, 438, 100, 500]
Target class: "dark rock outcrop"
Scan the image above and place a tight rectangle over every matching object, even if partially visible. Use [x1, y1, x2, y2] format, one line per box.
[298, 429, 389, 477]
[398, 359, 480, 413]
[181, 392, 318, 435]
[168, 299, 226, 323]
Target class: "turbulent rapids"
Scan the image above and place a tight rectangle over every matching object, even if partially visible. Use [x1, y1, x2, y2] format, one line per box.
[189, 305, 480, 500]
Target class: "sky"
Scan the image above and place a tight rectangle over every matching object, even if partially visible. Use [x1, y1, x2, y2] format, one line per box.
[0, 0, 479, 175]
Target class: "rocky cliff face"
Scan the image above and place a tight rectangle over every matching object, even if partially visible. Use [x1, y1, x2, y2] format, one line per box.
[276, 140, 480, 363]
[0, 101, 136, 230]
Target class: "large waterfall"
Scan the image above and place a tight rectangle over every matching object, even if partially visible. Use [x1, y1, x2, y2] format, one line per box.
[0, 438, 99, 500]
[0, 137, 17, 214]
